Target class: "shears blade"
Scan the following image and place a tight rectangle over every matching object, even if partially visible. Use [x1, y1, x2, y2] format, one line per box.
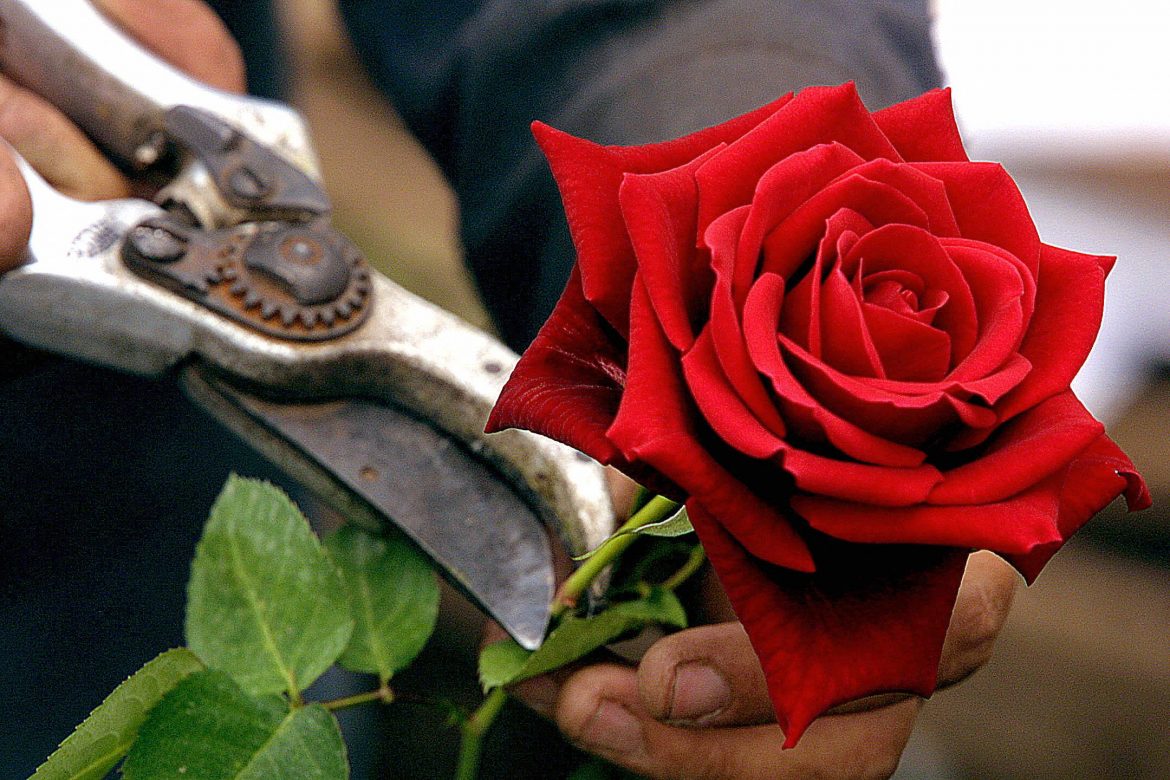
[183, 365, 553, 650]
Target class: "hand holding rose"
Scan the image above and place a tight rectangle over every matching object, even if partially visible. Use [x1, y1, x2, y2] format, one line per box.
[489, 82, 1150, 755]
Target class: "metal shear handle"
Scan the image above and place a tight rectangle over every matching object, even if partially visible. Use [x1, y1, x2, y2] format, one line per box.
[0, 1, 614, 576]
[0, 0, 317, 177]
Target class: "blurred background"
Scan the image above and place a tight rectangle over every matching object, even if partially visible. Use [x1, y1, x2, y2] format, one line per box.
[258, 0, 1168, 777]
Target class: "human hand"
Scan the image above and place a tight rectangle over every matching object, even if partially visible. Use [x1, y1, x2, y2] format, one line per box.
[518, 550, 1016, 780]
[0, 0, 244, 273]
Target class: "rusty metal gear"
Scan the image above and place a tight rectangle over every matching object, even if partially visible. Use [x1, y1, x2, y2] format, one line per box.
[123, 216, 373, 341]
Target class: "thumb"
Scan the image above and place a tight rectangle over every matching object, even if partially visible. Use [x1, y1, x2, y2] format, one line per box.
[636, 621, 773, 726]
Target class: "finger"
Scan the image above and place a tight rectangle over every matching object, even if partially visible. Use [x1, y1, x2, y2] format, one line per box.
[93, 0, 246, 93]
[937, 550, 1018, 687]
[557, 663, 920, 780]
[0, 144, 32, 272]
[636, 622, 772, 727]
[0, 74, 129, 201]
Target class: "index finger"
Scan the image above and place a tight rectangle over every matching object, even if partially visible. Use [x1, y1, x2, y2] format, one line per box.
[93, 0, 246, 93]
[0, 143, 32, 272]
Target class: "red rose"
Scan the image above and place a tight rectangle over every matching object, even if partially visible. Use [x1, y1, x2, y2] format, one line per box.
[486, 83, 1150, 746]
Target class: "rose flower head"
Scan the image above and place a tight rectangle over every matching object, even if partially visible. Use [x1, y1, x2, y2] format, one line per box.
[486, 83, 1150, 747]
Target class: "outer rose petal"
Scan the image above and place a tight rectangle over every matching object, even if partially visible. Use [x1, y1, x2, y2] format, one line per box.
[485, 268, 625, 465]
[688, 501, 968, 748]
[1007, 434, 1151, 582]
[872, 88, 969, 163]
[994, 245, 1112, 424]
[532, 95, 791, 334]
[619, 146, 724, 352]
[793, 478, 1064, 554]
[928, 392, 1104, 505]
[696, 83, 901, 236]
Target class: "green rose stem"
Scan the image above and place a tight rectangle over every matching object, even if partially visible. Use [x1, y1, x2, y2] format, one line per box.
[660, 542, 707, 592]
[321, 682, 394, 712]
[551, 494, 681, 619]
[456, 686, 508, 780]
[456, 494, 690, 779]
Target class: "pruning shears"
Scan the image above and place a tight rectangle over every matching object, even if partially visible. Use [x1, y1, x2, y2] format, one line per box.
[0, 0, 613, 650]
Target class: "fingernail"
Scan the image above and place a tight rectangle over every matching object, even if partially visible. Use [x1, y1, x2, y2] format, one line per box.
[668, 663, 731, 722]
[578, 700, 644, 754]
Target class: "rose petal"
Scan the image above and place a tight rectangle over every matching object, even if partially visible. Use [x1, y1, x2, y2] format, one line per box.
[706, 208, 790, 436]
[690, 501, 967, 747]
[817, 262, 886, 377]
[911, 161, 1041, 277]
[872, 88, 969, 163]
[696, 83, 900, 236]
[841, 224, 979, 361]
[682, 329, 785, 460]
[610, 280, 812, 570]
[619, 146, 724, 351]
[779, 335, 1007, 445]
[731, 143, 868, 300]
[486, 268, 626, 465]
[779, 448, 942, 507]
[760, 169, 932, 283]
[743, 273, 928, 467]
[929, 392, 1103, 505]
[862, 303, 952, 382]
[792, 481, 1062, 554]
[683, 329, 942, 507]
[939, 242, 1027, 383]
[532, 96, 791, 333]
[1008, 435, 1151, 582]
[993, 244, 1112, 424]
[940, 236, 1036, 332]
[781, 208, 874, 354]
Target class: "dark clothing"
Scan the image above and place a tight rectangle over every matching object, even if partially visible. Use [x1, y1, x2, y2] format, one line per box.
[1, 1, 939, 775]
[341, 0, 940, 350]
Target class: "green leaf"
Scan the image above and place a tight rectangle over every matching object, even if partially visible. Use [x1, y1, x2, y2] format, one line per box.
[31, 649, 203, 780]
[324, 526, 439, 683]
[477, 641, 532, 692]
[572, 506, 694, 561]
[122, 669, 348, 779]
[479, 588, 687, 690]
[186, 476, 354, 697]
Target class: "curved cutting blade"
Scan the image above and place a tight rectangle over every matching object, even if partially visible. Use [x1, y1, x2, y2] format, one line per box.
[181, 365, 553, 649]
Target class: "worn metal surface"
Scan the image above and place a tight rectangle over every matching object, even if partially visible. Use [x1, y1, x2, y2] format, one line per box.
[0, 0, 317, 178]
[0, 160, 614, 564]
[0, 0, 616, 645]
[183, 366, 554, 649]
[123, 214, 373, 340]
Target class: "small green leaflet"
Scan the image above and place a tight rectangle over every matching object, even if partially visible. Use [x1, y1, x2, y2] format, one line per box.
[122, 670, 347, 779]
[324, 526, 439, 685]
[479, 588, 687, 690]
[572, 506, 694, 561]
[186, 476, 354, 697]
[30, 648, 204, 780]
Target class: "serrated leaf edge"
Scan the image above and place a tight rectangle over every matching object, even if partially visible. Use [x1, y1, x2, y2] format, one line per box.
[31, 648, 204, 780]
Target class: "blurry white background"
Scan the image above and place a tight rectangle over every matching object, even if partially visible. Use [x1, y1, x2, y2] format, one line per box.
[934, 0, 1170, 422]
